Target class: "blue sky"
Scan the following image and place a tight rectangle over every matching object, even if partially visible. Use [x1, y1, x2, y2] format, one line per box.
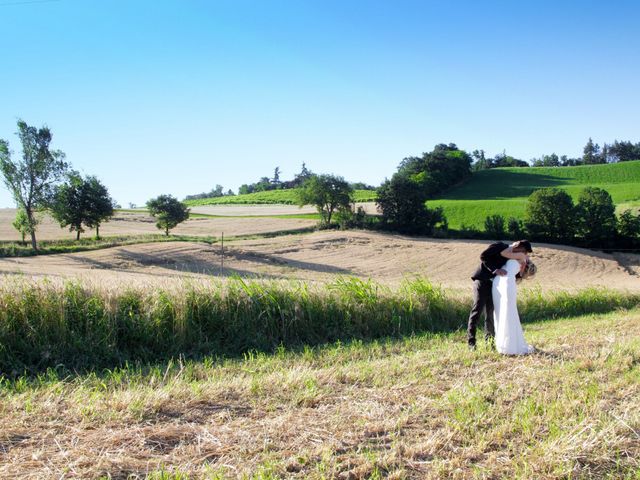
[1, 0, 639, 208]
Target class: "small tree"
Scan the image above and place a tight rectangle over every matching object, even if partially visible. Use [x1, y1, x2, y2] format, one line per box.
[146, 194, 190, 236]
[484, 215, 506, 239]
[12, 208, 35, 244]
[617, 210, 640, 247]
[575, 187, 616, 247]
[50, 174, 114, 240]
[376, 172, 445, 235]
[297, 174, 353, 226]
[83, 176, 115, 238]
[50, 174, 86, 239]
[525, 188, 576, 244]
[507, 217, 525, 239]
[0, 120, 68, 250]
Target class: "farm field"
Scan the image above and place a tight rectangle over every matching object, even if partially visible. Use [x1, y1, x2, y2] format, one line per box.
[185, 189, 378, 206]
[430, 160, 640, 230]
[1, 230, 638, 292]
[0, 208, 317, 242]
[1, 308, 638, 478]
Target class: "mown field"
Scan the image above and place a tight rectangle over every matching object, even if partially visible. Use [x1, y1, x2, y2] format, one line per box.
[185, 189, 378, 206]
[1, 278, 638, 478]
[430, 161, 640, 230]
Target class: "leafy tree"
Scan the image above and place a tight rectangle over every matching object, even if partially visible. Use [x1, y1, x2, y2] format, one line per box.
[575, 187, 616, 247]
[376, 172, 445, 235]
[617, 210, 640, 247]
[50, 174, 86, 239]
[83, 176, 115, 238]
[297, 174, 353, 226]
[484, 215, 506, 239]
[146, 194, 190, 236]
[583, 137, 604, 164]
[272, 167, 281, 188]
[609, 140, 640, 162]
[50, 174, 114, 240]
[0, 120, 68, 250]
[12, 208, 35, 244]
[525, 188, 576, 244]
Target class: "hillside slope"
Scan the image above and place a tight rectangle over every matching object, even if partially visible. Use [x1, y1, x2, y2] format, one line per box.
[430, 160, 640, 229]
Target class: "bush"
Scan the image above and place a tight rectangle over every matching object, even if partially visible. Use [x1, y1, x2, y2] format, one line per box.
[525, 188, 576, 244]
[484, 214, 506, 239]
[575, 187, 617, 248]
[507, 217, 525, 239]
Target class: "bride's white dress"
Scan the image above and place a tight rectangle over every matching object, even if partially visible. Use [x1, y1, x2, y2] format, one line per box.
[492, 259, 534, 355]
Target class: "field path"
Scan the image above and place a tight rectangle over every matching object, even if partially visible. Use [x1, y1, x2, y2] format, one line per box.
[1, 231, 638, 291]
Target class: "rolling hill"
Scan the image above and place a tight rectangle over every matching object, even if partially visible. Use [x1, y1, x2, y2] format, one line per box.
[185, 189, 377, 206]
[429, 160, 640, 229]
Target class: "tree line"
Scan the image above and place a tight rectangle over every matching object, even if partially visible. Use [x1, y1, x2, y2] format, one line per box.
[472, 138, 640, 170]
[0, 120, 191, 249]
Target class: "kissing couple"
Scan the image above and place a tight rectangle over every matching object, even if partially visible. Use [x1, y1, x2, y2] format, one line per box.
[468, 240, 537, 354]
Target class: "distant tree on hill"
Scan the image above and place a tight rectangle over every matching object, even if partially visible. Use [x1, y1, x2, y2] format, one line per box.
[297, 174, 353, 226]
[608, 140, 640, 162]
[525, 188, 576, 243]
[146, 194, 190, 236]
[272, 167, 281, 188]
[583, 137, 605, 164]
[0, 120, 68, 250]
[575, 187, 617, 248]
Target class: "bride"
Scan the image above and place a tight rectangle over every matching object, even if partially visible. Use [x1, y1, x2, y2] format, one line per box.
[492, 258, 537, 355]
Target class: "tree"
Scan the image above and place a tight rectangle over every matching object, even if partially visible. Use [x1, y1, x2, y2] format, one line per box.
[296, 174, 353, 226]
[484, 215, 506, 239]
[50, 174, 86, 239]
[525, 188, 576, 244]
[83, 176, 115, 238]
[583, 137, 604, 164]
[609, 140, 640, 162]
[376, 172, 445, 235]
[146, 195, 190, 236]
[50, 174, 114, 240]
[0, 120, 68, 250]
[272, 167, 281, 188]
[617, 210, 640, 247]
[12, 208, 35, 244]
[575, 187, 617, 247]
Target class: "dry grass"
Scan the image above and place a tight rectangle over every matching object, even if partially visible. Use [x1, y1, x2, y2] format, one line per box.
[1, 310, 639, 479]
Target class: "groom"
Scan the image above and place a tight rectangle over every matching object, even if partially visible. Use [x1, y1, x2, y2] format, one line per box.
[467, 239, 533, 349]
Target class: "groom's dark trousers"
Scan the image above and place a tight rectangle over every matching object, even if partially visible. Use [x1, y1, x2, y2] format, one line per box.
[468, 241, 509, 346]
[467, 280, 495, 346]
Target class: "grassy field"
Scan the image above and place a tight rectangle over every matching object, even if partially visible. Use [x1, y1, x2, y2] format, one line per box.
[185, 189, 378, 206]
[1, 304, 638, 478]
[430, 161, 640, 230]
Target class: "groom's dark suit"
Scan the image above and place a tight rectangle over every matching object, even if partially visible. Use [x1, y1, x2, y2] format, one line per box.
[467, 241, 510, 346]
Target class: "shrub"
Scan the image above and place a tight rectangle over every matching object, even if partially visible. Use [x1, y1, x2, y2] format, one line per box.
[575, 187, 616, 248]
[525, 188, 576, 244]
[484, 214, 506, 239]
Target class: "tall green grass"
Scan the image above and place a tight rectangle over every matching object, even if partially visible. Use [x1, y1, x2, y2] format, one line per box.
[1, 277, 637, 374]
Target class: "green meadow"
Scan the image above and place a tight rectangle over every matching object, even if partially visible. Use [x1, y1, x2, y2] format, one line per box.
[185, 189, 378, 206]
[430, 160, 640, 230]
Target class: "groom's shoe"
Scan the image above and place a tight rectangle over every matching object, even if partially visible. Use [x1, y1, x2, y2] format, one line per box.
[468, 341, 477, 351]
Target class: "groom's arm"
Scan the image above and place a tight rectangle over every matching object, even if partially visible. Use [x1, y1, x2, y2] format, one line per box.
[500, 247, 528, 262]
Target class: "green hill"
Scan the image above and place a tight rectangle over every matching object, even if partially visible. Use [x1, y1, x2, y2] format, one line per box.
[430, 160, 640, 230]
[185, 189, 377, 206]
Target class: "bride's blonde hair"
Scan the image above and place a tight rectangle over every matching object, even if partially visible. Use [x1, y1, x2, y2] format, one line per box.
[522, 260, 537, 279]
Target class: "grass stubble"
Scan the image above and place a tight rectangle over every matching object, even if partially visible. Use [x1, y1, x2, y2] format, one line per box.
[0, 279, 638, 479]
